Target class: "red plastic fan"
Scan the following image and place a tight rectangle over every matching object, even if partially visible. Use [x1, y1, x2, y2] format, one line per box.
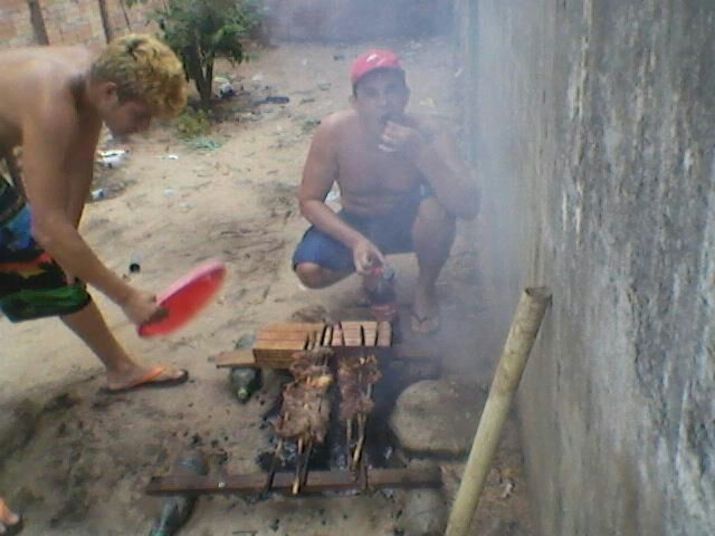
[138, 260, 226, 338]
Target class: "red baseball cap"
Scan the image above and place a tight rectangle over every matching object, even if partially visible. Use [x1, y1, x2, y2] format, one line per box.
[350, 49, 404, 87]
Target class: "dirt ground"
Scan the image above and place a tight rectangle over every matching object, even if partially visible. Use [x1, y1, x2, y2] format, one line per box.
[0, 38, 533, 535]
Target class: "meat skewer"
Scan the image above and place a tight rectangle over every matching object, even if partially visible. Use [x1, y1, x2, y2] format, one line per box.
[337, 354, 381, 471]
[262, 438, 283, 495]
[273, 348, 334, 495]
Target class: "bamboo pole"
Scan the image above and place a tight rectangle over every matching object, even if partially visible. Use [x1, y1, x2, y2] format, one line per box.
[445, 287, 552, 536]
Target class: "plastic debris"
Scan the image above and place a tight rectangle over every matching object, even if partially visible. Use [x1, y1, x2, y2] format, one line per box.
[97, 149, 128, 168]
[259, 95, 290, 105]
[90, 188, 106, 201]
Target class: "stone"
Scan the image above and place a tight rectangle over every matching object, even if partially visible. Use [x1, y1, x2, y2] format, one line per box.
[397, 489, 448, 536]
[389, 379, 487, 457]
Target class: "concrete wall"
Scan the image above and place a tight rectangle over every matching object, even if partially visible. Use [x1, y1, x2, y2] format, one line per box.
[263, 0, 453, 42]
[456, 0, 715, 534]
[0, 0, 159, 48]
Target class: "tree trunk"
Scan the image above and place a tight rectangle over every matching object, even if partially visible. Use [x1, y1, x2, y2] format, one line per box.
[27, 0, 49, 45]
[97, 0, 114, 43]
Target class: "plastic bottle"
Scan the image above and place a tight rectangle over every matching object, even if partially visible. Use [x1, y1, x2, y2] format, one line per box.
[372, 263, 397, 305]
[229, 367, 263, 403]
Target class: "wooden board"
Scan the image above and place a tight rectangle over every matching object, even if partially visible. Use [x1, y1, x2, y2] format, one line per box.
[146, 467, 441, 496]
[248, 321, 392, 368]
[213, 321, 395, 369]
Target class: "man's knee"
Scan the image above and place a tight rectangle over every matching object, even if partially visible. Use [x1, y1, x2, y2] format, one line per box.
[414, 197, 456, 238]
[295, 262, 334, 289]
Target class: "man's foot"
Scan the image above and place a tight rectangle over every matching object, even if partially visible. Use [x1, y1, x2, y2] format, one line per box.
[0, 498, 22, 535]
[411, 286, 440, 335]
[104, 366, 189, 394]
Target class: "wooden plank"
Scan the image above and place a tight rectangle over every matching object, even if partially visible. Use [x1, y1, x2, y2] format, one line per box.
[214, 350, 259, 368]
[362, 322, 378, 347]
[146, 467, 441, 496]
[253, 340, 306, 351]
[321, 325, 333, 347]
[341, 321, 363, 346]
[258, 322, 324, 334]
[256, 330, 312, 342]
[331, 325, 344, 346]
[377, 321, 392, 347]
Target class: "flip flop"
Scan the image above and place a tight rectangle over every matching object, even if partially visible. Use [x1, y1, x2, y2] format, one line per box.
[1, 514, 23, 536]
[410, 312, 441, 335]
[102, 366, 189, 395]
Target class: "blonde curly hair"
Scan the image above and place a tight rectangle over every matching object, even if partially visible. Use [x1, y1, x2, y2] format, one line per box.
[91, 34, 187, 119]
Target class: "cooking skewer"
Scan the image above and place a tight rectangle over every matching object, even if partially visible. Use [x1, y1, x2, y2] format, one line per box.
[293, 438, 305, 494]
[262, 438, 284, 495]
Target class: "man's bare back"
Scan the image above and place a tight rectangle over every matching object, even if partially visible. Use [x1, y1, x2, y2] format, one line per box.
[0, 46, 98, 155]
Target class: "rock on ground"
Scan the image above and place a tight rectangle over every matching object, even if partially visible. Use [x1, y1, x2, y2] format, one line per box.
[389, 378, 487, 457]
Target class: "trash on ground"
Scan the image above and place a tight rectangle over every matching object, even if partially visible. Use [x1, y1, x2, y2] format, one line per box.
[97, 149, 128, 168]
[258, 96, 290, 105]
[90, 188, 106, 201]
[188, 137, 222, 151]
[230, 367, 263, 403]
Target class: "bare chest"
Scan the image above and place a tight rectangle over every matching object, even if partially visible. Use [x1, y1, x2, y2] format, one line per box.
[336, 142, 420, 195]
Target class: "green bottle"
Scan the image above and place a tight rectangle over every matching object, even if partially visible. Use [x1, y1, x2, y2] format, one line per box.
[229, 367, 263, 403]
[149, 451, 208, 536]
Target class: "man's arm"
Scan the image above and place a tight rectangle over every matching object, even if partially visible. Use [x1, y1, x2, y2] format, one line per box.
[66, 129, 100, 228]
[21, 98, 159, 324]
[298, 118, 385, 273]
[383, 119, 480, 220]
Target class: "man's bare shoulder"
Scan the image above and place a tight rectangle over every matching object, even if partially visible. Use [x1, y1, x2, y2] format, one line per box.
[0, 47, 91, 135]
[317, 109, 359, 133]
[0, 45, 92, 78]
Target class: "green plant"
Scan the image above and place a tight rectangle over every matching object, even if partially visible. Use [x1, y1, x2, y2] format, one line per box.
[174, 108, 211, 139]
[130, 0, 263, 109]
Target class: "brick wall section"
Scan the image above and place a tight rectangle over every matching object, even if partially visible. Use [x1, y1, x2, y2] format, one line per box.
[0, 0, 36, 47]
[0, 0, 160, 48]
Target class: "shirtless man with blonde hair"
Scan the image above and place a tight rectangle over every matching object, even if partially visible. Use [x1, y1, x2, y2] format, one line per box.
[293, 49, 479, 332]
[0, 34, 189, 533]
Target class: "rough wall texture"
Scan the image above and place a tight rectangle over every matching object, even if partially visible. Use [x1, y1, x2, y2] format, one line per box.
[0, 0, 159, 48]
[456, 0, 715, 535]
[263, 0, 453, 42]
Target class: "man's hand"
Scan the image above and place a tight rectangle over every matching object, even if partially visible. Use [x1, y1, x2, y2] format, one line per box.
[353, 239, 386, 275]
[120, 288, 167, 326]
[379, 121, 426, 159]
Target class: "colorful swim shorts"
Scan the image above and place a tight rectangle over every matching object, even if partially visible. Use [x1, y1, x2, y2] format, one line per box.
[0, 176, 91, 322]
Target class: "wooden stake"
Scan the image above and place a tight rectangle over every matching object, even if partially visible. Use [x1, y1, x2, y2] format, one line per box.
[445, 287, 551, 536]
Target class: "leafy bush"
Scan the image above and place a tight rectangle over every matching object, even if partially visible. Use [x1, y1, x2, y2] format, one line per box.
[130, 0, 263, 109]
[174, 108, 212, 140]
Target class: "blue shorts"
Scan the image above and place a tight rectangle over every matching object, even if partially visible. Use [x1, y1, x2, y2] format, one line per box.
[292, 189, 426, 273]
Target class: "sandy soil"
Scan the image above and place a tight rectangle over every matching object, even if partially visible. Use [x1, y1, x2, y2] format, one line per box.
[0, 38, 533, 535]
